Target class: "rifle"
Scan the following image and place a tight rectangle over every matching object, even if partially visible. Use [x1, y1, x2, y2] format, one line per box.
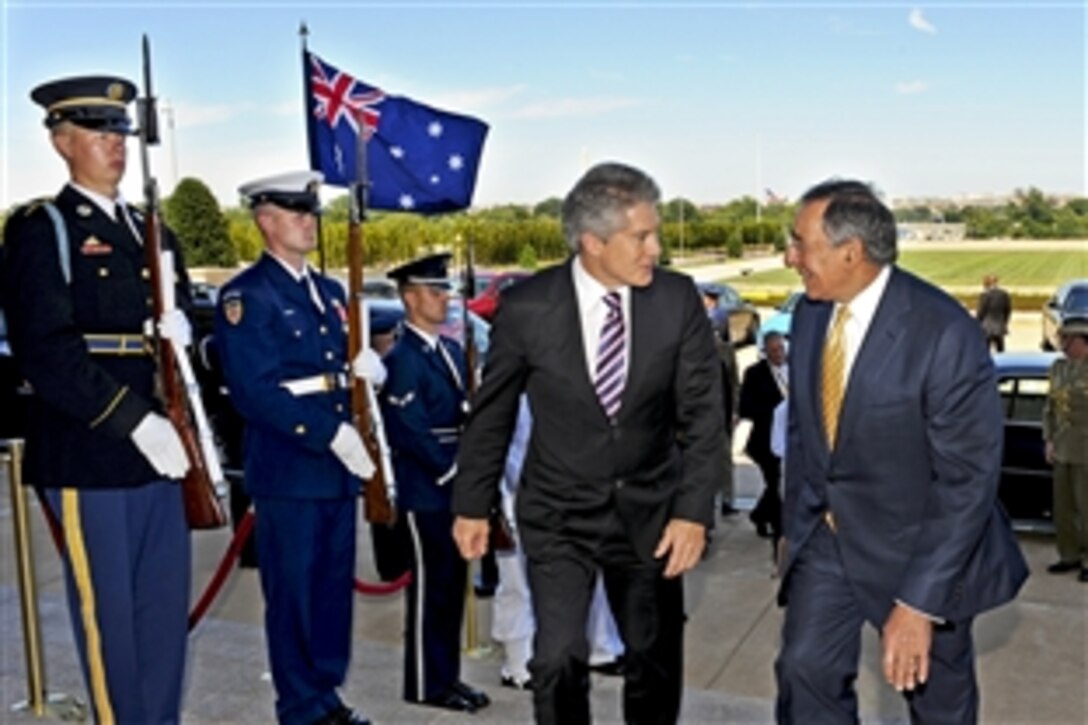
[461, 238, 514, 552]
[137, 35, 227, 530]
[348, 117, 396, 524]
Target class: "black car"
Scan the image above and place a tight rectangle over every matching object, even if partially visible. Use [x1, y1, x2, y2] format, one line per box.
[994, 351, 1060, 531]
[1041, 278, 1088, 351]
[697, 281, 761, 347]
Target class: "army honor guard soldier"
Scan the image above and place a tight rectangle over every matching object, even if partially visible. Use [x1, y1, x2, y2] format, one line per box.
[213, 171, 382, 725]
[2, 75, 194, 723]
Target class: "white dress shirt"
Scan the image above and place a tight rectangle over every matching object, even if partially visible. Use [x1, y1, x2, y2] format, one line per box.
[571, 255, 631, 384]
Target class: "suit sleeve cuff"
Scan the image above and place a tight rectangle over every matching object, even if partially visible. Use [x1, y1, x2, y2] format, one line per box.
[895, 598, 945, 625]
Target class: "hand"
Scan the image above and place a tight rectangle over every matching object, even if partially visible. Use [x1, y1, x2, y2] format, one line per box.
[453, 516, 490, 561]
[130, 412, 189, 479]
[330, 423, 376, 479]
[653, 519, 706, 578]
[881, 603, 933, 692]
[157, 308, 192, 349]
[352, 347, 387, 387]
[1045, 441, 1056, 465]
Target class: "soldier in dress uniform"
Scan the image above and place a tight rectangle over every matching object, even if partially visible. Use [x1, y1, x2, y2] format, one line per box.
[380, 253, 491, 713]
[213, 171, 381, 725]
[2, 75, 194, 723]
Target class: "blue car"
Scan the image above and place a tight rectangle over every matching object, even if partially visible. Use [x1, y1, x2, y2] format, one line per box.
[757, 291, 803, 350]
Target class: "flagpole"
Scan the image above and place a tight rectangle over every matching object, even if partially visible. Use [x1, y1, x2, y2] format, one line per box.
[299, 21, 327, 273]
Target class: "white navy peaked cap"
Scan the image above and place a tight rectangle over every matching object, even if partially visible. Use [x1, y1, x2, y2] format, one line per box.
[239, 170, 324, 214]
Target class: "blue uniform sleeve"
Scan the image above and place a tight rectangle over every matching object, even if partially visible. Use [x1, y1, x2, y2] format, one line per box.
[381, 350, 458, 480]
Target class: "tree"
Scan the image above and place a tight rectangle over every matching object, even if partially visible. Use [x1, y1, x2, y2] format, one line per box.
[164, 177, 236, 266]
[532, 197, 563, 218]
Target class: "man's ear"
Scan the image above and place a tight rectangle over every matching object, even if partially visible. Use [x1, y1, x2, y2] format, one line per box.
[580, 231, 604, 258]
[50, 126, 72, 161]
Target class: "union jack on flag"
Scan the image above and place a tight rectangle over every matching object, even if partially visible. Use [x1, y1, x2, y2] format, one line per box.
[304, 50, 489, 213]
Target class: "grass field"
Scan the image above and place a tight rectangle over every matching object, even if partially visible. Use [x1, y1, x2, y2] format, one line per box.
[725, 249, 1087, 290]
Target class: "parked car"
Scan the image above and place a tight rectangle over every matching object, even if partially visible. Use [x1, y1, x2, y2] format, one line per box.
[994, 351, 1060, 531]
[757, 291, 803, 349]
[1041, 278, 1088, 351]
[697, 281, 760, 347]
[467, 270, 531, 321]
[190, 281, 219, 340]
[365, 296, 491, 363]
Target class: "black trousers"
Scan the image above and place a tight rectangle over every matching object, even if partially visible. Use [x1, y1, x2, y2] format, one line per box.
[749, 451, 782, 536]
[524, 508, 685, 725]
[775, 523, 978, 724]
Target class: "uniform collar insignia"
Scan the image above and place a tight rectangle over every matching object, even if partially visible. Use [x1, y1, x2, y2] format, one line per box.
[76, 203, 93, 217]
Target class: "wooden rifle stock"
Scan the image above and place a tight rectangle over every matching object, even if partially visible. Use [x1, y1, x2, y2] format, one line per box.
[139, 35, 226, 530]
[347, 207, 396, 524]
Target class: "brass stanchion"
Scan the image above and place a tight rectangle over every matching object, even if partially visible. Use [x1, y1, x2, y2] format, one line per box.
[4, 439, 86, 720]
[462, 563, 492, 658]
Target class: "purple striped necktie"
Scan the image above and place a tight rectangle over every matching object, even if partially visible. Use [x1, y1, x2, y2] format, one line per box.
[594, 291, 626, 417]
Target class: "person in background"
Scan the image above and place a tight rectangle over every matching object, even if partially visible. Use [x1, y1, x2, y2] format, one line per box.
[215, 170, 380, 725]
[976, 273, 1012, 353]
[380, 253, 491, 714]
[738, 331, 788, 540]
[703, 286, 740, 517]
[2, 74, 193, 724]
[776, 178, 1027, 724]
[1042, 316, 1088, 582]
[452, 162, 723, 725]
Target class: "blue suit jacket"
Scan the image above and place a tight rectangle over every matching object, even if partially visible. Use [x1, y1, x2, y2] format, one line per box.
[214, 253, 357, 500]
[779, 267, 1027, 624]
[381, 326, 468, 512]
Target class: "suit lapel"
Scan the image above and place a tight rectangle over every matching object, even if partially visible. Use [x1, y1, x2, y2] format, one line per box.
[553, 259, 598, 406]
[624, 281, 656, 414]
[835, 268, 911, 450]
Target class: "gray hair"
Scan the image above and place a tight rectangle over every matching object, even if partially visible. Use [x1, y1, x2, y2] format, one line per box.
[799, 179, 898, 265]
[561, 162, 660, 252]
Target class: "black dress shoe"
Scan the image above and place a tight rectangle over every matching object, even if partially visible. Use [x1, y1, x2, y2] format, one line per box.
[501, 673, 533, 690]
[588, 657, 625, 676]
[422, 688, 477, 713]
[1079, 568, 1088, 583]
[312, 706, 370, 725]
[453, 681, 491, 709]
[1047, 560, 1081, 574]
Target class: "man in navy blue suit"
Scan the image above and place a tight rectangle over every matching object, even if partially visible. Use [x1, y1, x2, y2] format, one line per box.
[380, 253, 491, 714]
[214, 171, 377, 725]
[775, 179, 1028, 724]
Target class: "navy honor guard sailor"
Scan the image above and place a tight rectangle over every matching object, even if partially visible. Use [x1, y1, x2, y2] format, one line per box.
[2, 75, 194, 723]
[213, 171, 381, 725]
[379, 253, 491, 714]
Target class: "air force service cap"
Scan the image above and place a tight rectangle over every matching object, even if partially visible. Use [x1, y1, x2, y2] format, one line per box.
[31, 75, 137, 134]
[387, 253, 453, 290]
[239, 170, 324, 215]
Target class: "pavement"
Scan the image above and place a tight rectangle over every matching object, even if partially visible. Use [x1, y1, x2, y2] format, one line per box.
[2, 301, 1087, 724]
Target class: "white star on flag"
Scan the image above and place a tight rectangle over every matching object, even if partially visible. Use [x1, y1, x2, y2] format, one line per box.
[430, 175, 440, 185]
[399, 194, 415, 210]
[390, 146, 405, 159]
[448, 154, 464, 171]
[428, 121, 444, 138]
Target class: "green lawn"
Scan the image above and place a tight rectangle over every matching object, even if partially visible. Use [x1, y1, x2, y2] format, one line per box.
[726, 249, 1087, 289]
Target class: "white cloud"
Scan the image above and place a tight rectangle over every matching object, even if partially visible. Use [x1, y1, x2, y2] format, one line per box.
[896, 80, 929, 94]
[909, 8, 937, 35]
[509, 96, 644, 120]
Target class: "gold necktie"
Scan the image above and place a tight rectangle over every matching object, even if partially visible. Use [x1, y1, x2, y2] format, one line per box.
[821, 306, 851, 448]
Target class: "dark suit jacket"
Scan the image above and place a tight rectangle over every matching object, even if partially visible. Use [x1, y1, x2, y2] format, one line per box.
[976, 286, 1012, 337]
[214, 253, 357, 500]
[452, 258, 724, 561]
[738, 358, 785, 462]
[3, 184, 192, 489]
[779, 267, 1027, 625]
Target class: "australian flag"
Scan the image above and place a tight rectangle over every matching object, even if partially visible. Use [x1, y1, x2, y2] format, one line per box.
[304, 50, 489, 213]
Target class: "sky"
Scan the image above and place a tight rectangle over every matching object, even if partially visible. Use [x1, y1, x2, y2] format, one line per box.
[2, 1, 1085, 211]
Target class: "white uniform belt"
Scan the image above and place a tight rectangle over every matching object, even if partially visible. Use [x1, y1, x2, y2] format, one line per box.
[281, 372, 350, 396]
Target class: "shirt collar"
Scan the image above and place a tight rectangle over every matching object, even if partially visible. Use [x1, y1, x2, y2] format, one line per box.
[265, 251, 313, 284]
[572, 254, 630, 314]
[69, 182, 124, 220]
[838, 264, 892, 330]
[404, 321, 440, 350]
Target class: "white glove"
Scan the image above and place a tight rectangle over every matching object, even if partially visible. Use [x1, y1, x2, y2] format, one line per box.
[330, 423, 376, 479]
[351, 347, 387, 387]
[130, 412, 190, 479]
[158, 308, 193, 349]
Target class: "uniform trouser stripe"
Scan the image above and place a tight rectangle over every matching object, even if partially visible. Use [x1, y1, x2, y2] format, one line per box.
[406, 511, 427, 700]
[61, 490, 115, 725]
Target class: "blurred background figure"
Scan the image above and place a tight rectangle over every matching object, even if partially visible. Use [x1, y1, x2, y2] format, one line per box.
[1042, 316, 1088, 582]
[976, 273, 1012, 352]
[738, 331, 788, 541]
[703, 286, 740, 517]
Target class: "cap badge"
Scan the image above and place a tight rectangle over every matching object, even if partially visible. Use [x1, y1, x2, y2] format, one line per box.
[107, 82, 126, 101]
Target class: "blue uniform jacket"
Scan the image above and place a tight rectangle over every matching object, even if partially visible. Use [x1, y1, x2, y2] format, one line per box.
[381, 327, 468, 512]
[214, 253, 357, 500]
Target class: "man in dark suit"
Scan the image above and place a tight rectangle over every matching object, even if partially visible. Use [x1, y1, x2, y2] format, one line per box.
[452, 162, 724, 725]
[976, 274, 1013, 352]
[379, 253, 491, 714]
[775, 179, 1028, 724]
[738, 331, 788, 539]
[215, 171, 376, 725]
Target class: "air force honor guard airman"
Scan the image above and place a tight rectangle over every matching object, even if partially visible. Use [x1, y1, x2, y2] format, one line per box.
[213, 171, 381, 725]
[380, 253, 491, 713]
[2, 75, 194, 723]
